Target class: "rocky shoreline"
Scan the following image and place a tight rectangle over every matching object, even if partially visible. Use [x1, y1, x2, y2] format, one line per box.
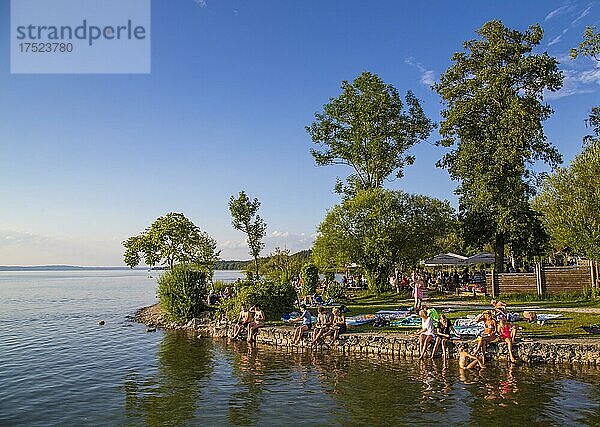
[134, 304, 600, 366]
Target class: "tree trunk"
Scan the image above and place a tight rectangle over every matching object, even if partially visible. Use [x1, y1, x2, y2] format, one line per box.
[494, 233, 505, 273]
[254, 257, 259, 281]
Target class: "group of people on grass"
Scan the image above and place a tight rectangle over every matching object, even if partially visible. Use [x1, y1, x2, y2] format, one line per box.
[396, 268, 488, 300]
[417, 299, 519, 365]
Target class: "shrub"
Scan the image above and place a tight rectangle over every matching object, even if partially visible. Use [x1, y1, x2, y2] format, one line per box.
[212, 280, 229, 293]
[301, 263, 319, 296]
[218, 279, 297, 321]
[157, 265, 209, 322]
[324, 281, 346, 301]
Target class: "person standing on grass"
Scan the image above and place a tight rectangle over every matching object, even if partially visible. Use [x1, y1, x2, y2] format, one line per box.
[413, 275, 424, 311]
[389, 275, 398, 294]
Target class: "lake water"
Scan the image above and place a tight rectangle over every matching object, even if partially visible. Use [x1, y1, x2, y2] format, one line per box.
[1, 270, 600, 426]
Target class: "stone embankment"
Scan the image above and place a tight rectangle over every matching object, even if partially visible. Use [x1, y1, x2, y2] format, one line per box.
[135, 304, 600, 366]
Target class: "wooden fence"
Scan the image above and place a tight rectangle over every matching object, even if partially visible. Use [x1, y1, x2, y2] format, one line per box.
[488, 261, 599, 297]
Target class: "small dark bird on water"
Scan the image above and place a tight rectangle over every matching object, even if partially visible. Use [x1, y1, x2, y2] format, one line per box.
[98, 320, 105, 326]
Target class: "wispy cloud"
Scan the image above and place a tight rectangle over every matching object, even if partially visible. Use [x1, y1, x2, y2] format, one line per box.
[405, 58, 436, 86]
[218, 230, 315, 259]
[571, 5, 592, 25]
[544, 68, 598, 100]
[548, 28, 569, 46]
[219, 239, 247, 250]
[545, 4, 570, 21]
[0, 229, 123, 266]
[0, 229, 52, 246]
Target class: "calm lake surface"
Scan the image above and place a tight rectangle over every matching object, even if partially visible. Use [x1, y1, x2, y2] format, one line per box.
[2, 270, 600, 426]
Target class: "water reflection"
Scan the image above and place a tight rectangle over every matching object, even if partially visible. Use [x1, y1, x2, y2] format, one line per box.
[122, 331, 214, 426]
[122, 332, 600, 426]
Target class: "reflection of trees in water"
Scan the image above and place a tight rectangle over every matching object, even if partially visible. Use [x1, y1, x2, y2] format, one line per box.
[309, 353, 422, 425]
[122, 331, 213, 426]
[222, 343, 320, 425]
[122, 336, 600, 425]
[225, 342, 267, 426]
[458, 363, 600, 425]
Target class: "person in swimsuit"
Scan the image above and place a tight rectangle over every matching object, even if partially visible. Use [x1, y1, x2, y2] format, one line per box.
[432, 314, 455, 359]
[491, 299, 508, 320]
[328, 307, 347, 342]
[459, 350, 484, 369]
[498, 318, 517, 363]
[311, 306, 332, 346]
[413, 275, 425, 311]
[232, 305, 252, 339]
[246, 304, 265, 343]
[418, 309, 435, 359]
[473, 312, 497, 362]
[291, 304, 312, 345]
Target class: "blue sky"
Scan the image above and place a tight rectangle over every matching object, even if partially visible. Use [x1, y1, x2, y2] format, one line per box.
[0, 0, 598, 265]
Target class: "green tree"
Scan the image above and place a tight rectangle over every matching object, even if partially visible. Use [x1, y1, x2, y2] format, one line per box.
[534, 140, 600, 260]
[123, 212, 219, 271]
[157, 264, 210, 322]
[313, 188, 455, 293]
[571, 26, 600, 146]
[434, 20, 563, 271]
[570, 25, 600, 61]
[259, 247, 303, 285]
[218, 279, 297, 322]
[300, 262, 319, 296]
[229, 191, 267, 279]
[306, 71, 434, 195]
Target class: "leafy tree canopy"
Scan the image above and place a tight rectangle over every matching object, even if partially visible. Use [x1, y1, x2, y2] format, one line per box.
[259, 247, 305, 285]
[534, 140, 600, 260]
[123, 212, 220, 271]
[300, 262, 319, 296]
[434, 20, 563, 271]
[571, 26, 600, 146]
[570, 25, 600, 61]
[307, 71, 434, 196]
[312, 188, 456, 293]
[229, 191, 267, 278]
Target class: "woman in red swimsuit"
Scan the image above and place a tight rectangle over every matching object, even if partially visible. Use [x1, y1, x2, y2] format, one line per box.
[498, 318, 517, 363]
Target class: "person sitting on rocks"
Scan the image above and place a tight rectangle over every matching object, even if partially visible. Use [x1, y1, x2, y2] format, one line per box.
[431, 314, 455, 359]
[472, 312, 497, 363]
[418, 309, 435, 360]
[291, 304, 312, 345]
[232, 305, 252, 340]
[311, 306, 332, 346]
[246, 304, 265, 343]
[497, 318, 517, 363]
[328, 307, 347, 343]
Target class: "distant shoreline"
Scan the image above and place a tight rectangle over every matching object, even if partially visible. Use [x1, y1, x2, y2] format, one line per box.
[0, 265, 142, 271]
[0, 265, 245, 272]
